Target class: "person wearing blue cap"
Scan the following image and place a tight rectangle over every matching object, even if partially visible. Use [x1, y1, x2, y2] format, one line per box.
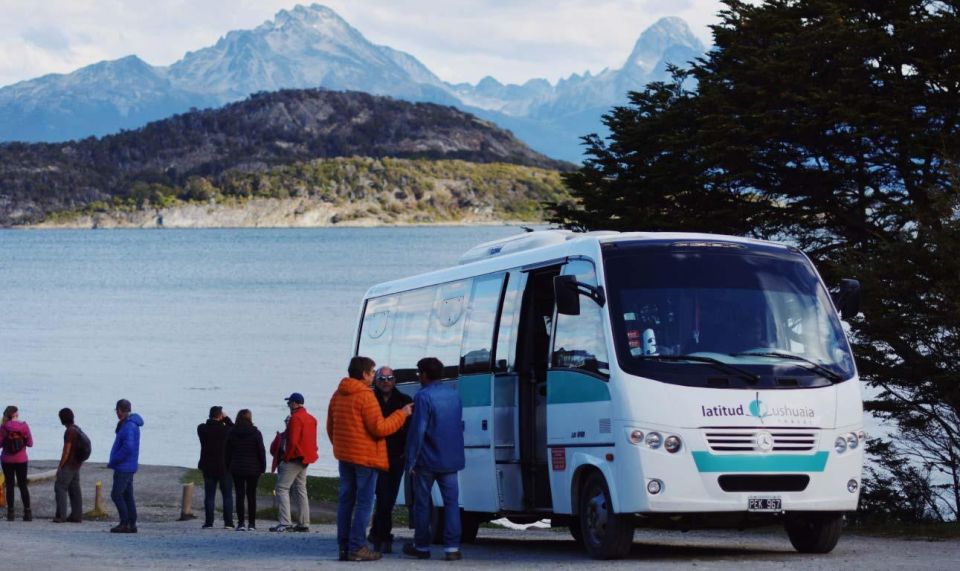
[269, 392, 318, 532]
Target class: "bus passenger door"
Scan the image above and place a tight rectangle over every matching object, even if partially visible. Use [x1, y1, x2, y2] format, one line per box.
[458, 273, 508, 514]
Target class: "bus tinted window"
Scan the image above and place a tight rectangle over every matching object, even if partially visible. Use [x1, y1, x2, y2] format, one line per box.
[390, 286, 435, 383]
[495, 271, 524, 373]
[358, 294, 398, 371]
[427, 280, 470, 379]
[552, 259, 610, 378]
[460, 273, 506, 374]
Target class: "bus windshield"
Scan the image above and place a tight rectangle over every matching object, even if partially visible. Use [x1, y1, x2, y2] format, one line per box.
[602, 241, 855, 388]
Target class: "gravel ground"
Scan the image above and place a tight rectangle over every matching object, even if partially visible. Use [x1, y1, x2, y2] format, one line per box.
[2, 463, 958, 570]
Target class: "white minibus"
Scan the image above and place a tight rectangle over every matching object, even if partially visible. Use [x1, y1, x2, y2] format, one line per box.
[354, 230, 863, 559]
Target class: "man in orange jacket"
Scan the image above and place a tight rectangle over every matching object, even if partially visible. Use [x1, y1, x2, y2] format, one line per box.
[269, 392, 318, 533]
[328, 356, 412, 561]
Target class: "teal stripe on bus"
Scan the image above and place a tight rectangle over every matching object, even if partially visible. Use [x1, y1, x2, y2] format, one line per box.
[459, 374, 492, 407]
[547, 370, 611, 404]
[691, 451, 829, 473]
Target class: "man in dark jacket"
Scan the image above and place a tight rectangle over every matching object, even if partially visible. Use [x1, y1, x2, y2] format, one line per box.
[108, 398, 144, 533]
[368, 365, 413, 553]
[197, 406, 234, 529]
[53, 407, 84, 523]
[403, 358, 465, 561]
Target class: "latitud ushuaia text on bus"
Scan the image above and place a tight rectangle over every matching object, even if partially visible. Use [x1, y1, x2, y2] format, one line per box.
[354, 230, 864, 559]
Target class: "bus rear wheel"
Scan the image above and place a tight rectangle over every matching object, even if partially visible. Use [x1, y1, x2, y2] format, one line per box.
[784, 512, 843, 553]
[579, 472, 634, 559]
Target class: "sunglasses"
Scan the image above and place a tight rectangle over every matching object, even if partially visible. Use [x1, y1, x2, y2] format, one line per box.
[375, 375, 396, 382]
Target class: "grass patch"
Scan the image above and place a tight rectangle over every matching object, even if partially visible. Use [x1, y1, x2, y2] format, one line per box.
[847, 522, 960, 540]
[181, 469, 339, 502]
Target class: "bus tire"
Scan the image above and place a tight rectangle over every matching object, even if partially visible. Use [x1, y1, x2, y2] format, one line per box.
[784, 512, 843, 553]
[568, 518, 583, 544]
[579, 472, 634, 559]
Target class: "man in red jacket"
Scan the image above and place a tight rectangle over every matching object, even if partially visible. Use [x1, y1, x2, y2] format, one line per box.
[269, 392, 318, 532]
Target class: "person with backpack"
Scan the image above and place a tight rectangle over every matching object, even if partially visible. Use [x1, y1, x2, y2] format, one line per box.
[225, 409, 266, 531]
[108, 398, 144, 533]
[0, 405, 34, 522]
[53, 407, 89, 523]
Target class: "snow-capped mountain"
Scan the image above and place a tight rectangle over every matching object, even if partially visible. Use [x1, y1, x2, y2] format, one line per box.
[0, 4, 706, 162]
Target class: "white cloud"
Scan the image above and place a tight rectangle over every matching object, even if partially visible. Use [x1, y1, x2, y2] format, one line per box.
[0, 0, 724, 87]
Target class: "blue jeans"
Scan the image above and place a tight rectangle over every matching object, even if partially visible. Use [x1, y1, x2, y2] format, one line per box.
[203, 473, 234, 526]
[337, 461, 379, 552]
[111, 471, 137, 527]
[412, 469, 460, 550]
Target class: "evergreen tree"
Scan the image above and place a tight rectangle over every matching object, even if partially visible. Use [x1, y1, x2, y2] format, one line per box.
[553, 0, 960, 520]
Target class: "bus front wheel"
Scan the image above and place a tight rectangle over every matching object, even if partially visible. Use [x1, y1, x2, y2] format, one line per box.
[784, 512, 843, 553]
[579, 472, 634, 559]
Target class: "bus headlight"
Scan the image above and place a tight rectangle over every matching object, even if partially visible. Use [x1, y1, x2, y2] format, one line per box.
[664, 435, 682, 453]
[645, 432, 662, 449]
[847, 479, 859, 493]
[846, 432, 859, 450]
[834, 436, 847, 453]
[628, 430, 644, 445]
[647, 479, 663, 494]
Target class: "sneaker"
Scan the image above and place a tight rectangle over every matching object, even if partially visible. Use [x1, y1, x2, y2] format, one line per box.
[236, 524, 246, 531]
[247, 525, 256, 531]
[224, 523, 235, 529]
[201, 523, 214, 529]
[269, 524, 294, 532]
[348, 546, 382, 561]
[123, 526, 138, 534]
[109, 524, 127, 533]
[292, 524, 310, 532]
[403, 542, 431, 559]
[444, 550, 463, 561]
[52, 517, 67, 523]
[66, 516, 83, 523]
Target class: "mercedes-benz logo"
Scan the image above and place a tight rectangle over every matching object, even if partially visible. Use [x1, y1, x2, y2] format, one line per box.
[755, 431, 774, 452]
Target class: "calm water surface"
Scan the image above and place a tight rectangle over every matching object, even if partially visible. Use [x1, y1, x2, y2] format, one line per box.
[0, 226, 523, 474]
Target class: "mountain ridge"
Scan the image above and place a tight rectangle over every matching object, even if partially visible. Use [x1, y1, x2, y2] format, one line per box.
[0, 4, 705, 161]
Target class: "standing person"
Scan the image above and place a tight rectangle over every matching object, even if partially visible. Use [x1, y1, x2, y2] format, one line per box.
[327, 356, 413, 562]
[225, 409, 266, 531]
[53, 407, 87, 523]
[367, 365, 413, 554]
[108, 399, 144, 534]
[0, 405, 33, 522]
[197, 406, 235, 529]
[269, 392, 318, 533]
[403, 358, 466, 561]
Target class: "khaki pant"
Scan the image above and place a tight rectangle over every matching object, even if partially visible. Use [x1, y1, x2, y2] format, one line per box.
[275, 461, 309, 526]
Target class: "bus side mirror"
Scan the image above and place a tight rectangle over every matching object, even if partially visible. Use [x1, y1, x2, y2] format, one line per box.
[554, 275, 581, 316]
[832, 279, 861, 319]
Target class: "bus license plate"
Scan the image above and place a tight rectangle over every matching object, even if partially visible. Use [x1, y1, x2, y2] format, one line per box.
[748, 496, 782, 512]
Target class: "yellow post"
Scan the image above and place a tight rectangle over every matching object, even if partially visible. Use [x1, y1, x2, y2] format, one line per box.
[0, 473, 6, 508]
[88, 480, 107, 518]
[178, 482, 196, 521]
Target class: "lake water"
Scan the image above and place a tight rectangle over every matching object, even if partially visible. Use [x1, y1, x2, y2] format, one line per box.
[0, 226, 524, 475]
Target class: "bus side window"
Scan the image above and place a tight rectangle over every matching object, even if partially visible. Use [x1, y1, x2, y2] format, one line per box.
[426, 280, 470, 380]
[460, 273, 506, 374]
[390, 287, 435, 383]
[358, 294, 398, 369]
[495, 271, 524, 373]
[552, 260, 610, 378]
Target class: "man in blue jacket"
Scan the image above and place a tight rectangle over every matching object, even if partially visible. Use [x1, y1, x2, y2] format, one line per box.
[403, 358, 465, 561]
[108, 399, 144, 534]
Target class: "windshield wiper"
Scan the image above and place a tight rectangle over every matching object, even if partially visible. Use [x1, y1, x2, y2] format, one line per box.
[638, 354, 760, 384]
[730, 350, 844, 383]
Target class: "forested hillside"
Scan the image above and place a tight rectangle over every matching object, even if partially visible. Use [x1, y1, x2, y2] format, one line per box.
[0, 88, 570, 226]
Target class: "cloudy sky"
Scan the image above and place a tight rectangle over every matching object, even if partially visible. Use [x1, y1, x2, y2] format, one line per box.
[0, 0, 725, 88]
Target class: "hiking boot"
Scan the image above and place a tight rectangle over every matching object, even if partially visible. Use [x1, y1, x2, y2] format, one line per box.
[403, 542, 431, 559]
[23, 509, 32, 522]
[110, 524, 127, 533]
[123, 526, 138, 534]
[348, 546, 382, 561]
[292, 524, 310, 532]
[52, 516, 67, 523]
[66, 515, 83, 523]
[269, 523, 294, 532]
[444, 550, 463, 561]
[6, 509, 14, 522]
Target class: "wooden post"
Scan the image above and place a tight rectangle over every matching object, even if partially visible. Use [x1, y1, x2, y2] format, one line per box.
[89, 480, 107, 518]
[178, 482, 196, 521]
[0, 473, 6, 507]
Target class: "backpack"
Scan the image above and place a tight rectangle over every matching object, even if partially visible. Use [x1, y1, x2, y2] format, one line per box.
[3, 430, 25, 453]
[74, 426, 92, 463]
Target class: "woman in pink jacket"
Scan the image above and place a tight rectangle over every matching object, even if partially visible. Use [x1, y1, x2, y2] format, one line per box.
[1, 405, 34, 521]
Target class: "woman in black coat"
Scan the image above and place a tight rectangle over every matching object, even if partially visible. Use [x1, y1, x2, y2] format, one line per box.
[225, 409, 266, 531]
